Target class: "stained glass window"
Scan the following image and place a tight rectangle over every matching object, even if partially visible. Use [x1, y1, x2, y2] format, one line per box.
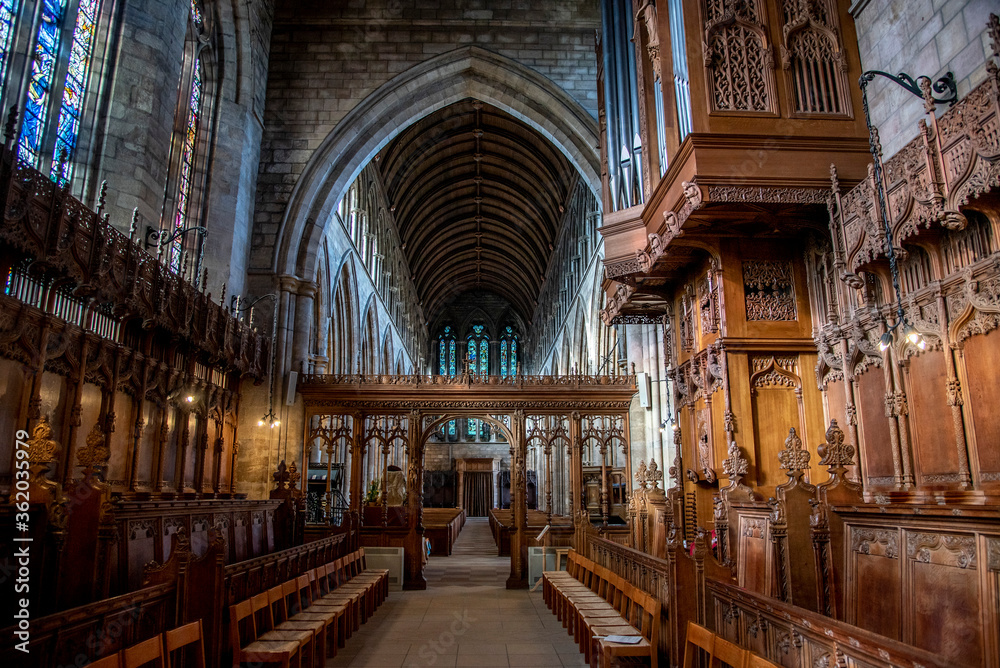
[448, 340, 456, 376]
[18, 0, 65, 167]
[50, 0, 100, 184]
[170, 56, 202, 270]
[467, 324, 488, 375]
[448, 420, 456, 438]
[438, 339, 446, 375]
[500, 326, 518, 377]
[0, 0, 18, 96]
[189, 0, 202, 27]
[467, 337, 477, 373]
[467, 418, 476, 439]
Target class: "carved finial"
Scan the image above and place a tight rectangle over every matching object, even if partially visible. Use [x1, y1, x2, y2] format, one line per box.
[829, 163, 840, 193]
[722, 440, 749, 486]
[129, 208, 139, 241]
[635, 459, 649, 489]
[96, 180, 108, 215]
[28, 415, 60, 467]
[818, 419, 854, 470]
[201, 267, 209, 293]
[3, 105, 18, 143]
[220, 282, 227, 308]
[272, 460, 289, 490]
[646, 458, 663, 489]
[288, 460, 300, 491]
[777, 427, 810, 474]
[78, 422, 111, 479]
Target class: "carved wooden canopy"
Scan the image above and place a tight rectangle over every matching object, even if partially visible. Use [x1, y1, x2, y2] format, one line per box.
[299, 373, 637, 413]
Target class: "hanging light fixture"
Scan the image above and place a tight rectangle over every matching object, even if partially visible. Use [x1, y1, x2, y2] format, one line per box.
[232, 293, 280, 429]
[859, 69, 955, 353]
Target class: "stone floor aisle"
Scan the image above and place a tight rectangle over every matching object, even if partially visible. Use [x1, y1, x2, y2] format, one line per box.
[327, 517, 588, 667]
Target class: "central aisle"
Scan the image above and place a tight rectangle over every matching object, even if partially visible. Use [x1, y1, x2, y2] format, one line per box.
[328, 517, 588, 667]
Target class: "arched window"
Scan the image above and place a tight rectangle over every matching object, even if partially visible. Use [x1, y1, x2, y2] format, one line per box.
[467, 324, 488, 375]
[500, 326, 518, 377]
[168, 1, 208, 271]
[50, 0, 101, 183]
[438, 326, 457, 376]
[18, 0, 68, 168]
[0, 1, 16, 90]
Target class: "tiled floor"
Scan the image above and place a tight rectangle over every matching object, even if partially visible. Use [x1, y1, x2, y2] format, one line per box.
[327, 517, 587, 667]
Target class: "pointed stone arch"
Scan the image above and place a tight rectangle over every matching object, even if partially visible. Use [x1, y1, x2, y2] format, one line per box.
[331, 253, 361, 373]
[272, 46, 600, 280]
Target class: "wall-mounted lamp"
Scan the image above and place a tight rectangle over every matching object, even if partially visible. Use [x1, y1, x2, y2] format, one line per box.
[860, 69, 954, 354]
[232, 293, 280, 429]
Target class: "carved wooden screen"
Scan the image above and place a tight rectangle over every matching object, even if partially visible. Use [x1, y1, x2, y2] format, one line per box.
[780, 0, 849, 115]
[703, 0, 775, 113]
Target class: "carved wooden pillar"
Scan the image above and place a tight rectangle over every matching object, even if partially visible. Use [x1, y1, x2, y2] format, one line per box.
[127, 359, 150, 492]
[212, 419, 225, 495]
[937, 293, 972, 489]
[152, 403, 169, 493]
[879, 334, 906, 490]
[507, 409, 528, 589]
[404, 409, 426, 590]
[174, 405, 191, 494]
[349, 411, 364, 511]
[194, 413, 209, 494]
[570, 411, 583, 542]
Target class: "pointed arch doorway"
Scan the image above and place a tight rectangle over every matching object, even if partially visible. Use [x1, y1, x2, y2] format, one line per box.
[299, 373, 636, 590]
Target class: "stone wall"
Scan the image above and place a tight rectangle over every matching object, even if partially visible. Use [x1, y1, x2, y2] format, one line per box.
[851, 0, 994, 158]
[250, 0, 601, 273]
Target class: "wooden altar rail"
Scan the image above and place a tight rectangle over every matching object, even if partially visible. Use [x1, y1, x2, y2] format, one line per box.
[587, 534, 671, 662]
[704, 579, 952, 668]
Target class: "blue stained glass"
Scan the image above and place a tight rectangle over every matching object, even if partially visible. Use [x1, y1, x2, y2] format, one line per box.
[51, 0, 101, 184]
[467, 418, 476, 439]
[479, 339, 488, 375]
[170, 57, 202, 271]
[467, 338, 476, 373]
[500, 341, 508, 378]
[439, 339, 446, 375]
[472, 324, 483, 336]
[510, 338, 517, 375]
[190, 0, 202, 27]
[18, 0, 65, 167]
[448, 420, 456, 437]
[448, 340, 456, 376]
[0, 0, 18, 95]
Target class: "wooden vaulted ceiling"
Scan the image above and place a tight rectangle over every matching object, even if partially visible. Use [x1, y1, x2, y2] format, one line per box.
[377, 99, 577, 324]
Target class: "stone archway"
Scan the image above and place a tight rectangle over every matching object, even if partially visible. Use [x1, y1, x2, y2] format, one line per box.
[272, 45, 601, 281]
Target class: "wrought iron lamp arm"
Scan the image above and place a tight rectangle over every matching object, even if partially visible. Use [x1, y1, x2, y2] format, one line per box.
[857, 69, 954, 345]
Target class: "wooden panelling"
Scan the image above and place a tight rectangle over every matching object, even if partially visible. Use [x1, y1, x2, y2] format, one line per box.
[849, 526, 901, 640]
[906, 353, 958, 480]
[906, 532, 981, 665]
[856, 370, 894, 482]
[963, 330, 1000, 478]
[737, 513, 771, 595]
[751, 387, 800, 490]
